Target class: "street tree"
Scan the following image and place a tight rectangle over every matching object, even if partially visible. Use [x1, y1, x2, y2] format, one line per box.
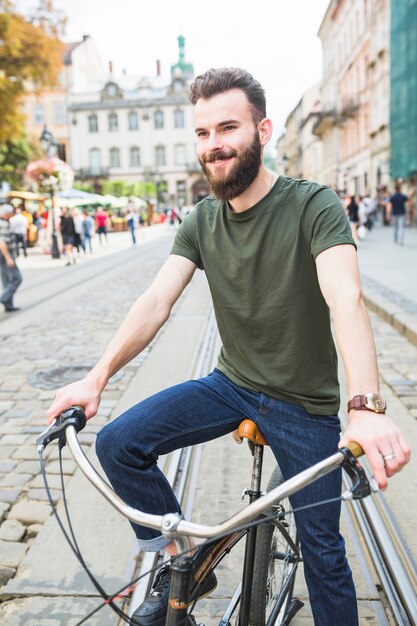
[0, 0, 66, 143]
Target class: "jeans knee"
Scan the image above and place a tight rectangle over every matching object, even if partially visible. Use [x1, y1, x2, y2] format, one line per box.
[96, 422, 119, 470]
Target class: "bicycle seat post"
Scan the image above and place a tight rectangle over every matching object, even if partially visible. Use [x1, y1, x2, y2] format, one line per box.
[237, 420, 268, 626]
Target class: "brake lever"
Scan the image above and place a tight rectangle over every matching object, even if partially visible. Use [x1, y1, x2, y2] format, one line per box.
[37, 406, 87, 453]
[340, 447, 376, 500]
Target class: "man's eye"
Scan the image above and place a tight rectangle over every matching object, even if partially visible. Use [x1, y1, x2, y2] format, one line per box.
[197, 131, 207, 138]
[223, 125, 235, 132]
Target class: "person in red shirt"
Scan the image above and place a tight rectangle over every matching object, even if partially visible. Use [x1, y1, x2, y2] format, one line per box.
[95, 206, 109, 244]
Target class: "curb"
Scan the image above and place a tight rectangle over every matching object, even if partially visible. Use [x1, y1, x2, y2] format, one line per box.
[363, 287, 417, 348]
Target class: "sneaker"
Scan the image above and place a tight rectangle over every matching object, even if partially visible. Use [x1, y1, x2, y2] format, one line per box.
[130, 560, 217, 626]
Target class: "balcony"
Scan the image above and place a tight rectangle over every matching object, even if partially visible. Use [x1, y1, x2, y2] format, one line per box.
[312, 108, 337, 137]
[75, 167, 110, 180]
[186, 161, 202, 174]
[340, 97, 360, 120]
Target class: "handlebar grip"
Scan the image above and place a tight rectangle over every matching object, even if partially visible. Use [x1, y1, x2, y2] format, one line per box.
[347, 441, 364, 458]
[37, 405, 87, 451]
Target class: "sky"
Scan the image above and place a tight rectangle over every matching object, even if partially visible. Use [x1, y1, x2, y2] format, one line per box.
[20, 0, 331, 146]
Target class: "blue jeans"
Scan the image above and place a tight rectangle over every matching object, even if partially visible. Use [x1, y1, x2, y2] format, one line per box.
[393, 214, 405, 244]
[0, 255, 22, 307]
[96, 369, 357, 626]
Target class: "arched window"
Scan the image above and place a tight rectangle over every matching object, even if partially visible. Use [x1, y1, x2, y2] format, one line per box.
[89, 148, 101, 174]
[128, 111, 138, 131]
[108, 112, 118, 131]
[174, 109, 184, 128]
[110, 147, 120, 168]
[174, 144, 187, 166]
[155, 145, 166, 166]
[88, 114, 98, 133]
[130, 146, 140, 167]
[154, 110, 164, 129]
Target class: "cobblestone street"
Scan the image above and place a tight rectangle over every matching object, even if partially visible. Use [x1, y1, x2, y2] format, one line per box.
[0, 223, 416, 625]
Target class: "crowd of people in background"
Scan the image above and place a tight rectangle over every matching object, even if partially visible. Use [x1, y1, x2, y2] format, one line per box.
[340, 182, 414, 246]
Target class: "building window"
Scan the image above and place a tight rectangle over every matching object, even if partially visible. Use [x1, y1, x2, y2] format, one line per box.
[154, 110, 164, 129]
[128, 111, 138, 131]
[89, 148, 101, 175]
[174, 144, 187, 166]
[108, 112, 118, 131]
[155, 145, 166, 166]
[130, 146, 140, 167]
[53, 102, 66, 125]
[174, 109, 185, 128]
[88, 114, 98, 133]
[110, 147, 120, 168]
[34, 103, 45, 125]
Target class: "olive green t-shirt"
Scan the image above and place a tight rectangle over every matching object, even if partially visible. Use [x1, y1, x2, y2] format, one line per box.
[171, 175, 356, 415]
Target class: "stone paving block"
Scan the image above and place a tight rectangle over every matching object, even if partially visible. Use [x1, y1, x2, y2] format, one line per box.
[0, 502, 10, 521]
[0, 461, 16, 473]
[0, 473, 32, 488]
[0, 519, 26, 542]
[14, 461, 40, 475]
[2, 410, 29, 419]
[29, 474, 68, 490]
[27, 488, 60, 504]
[0, 564, 15, 586]
[0, 402, 14, 415]
[11, 445, 48, 461]
[0, 596, 120, 626]
[0, 445, 17, 459]
[26, 524, 42, 539]
[398, 395, 417, 408]
[8, 500, 51, 525]
[0, 540, 27, 568]
[1, 435, 29, 446]
[0, 489, 21, 504]
[46, 460, 76, 475]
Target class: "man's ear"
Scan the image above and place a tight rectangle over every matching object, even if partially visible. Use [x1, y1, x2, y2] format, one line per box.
[258, 117, 273, 146]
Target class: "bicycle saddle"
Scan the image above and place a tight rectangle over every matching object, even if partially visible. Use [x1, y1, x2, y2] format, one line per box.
[238, 419, 268, 446]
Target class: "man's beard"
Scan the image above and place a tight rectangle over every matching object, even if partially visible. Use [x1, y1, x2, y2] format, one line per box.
[199, 132, 262, 201]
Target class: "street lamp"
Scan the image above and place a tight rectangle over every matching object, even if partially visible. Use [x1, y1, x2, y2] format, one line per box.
[39, 127, 60, 258]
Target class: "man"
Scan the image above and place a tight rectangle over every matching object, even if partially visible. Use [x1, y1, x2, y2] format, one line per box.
[47, 68, 410, 626]
[59, 206, 77, 266]
[9, 207, 28, 257]
[387, 183, 410, 245]
[95, 205, 109, 244]
[0, 204, 23, 312]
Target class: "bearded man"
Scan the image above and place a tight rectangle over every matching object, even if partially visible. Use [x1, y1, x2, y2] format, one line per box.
[48, 68, 410, 626]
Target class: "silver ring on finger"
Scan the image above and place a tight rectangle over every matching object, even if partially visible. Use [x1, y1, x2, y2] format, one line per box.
[381, 452, 396, 462]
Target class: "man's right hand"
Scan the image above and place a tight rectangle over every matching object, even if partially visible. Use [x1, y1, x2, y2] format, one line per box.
[6, 257, 15, 268]
[46, 377, 102, 424]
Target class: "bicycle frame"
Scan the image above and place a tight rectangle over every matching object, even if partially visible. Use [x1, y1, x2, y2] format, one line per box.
[37, 408, 371, 626]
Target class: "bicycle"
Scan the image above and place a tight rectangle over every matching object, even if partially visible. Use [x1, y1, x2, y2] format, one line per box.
[37, 406, 373, 626]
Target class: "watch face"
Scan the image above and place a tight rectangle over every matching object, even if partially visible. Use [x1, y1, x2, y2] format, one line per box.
[369, 393, 386, 412]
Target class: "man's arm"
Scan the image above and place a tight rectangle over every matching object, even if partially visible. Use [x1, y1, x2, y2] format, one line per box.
[316, 244, 410, 489]
[0, 239, 15, 267]
[47, 254, 196, 422]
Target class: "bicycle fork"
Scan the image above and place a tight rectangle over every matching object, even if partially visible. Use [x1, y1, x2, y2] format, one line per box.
[239, 442, 264, 626]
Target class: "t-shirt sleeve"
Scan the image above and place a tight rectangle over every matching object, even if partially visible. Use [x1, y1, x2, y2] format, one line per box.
[170, 210, 203, 268]
[302, 187, 356, 259]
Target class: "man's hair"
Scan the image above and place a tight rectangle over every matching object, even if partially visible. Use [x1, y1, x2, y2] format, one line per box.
[394, 183, 401, 192]
[189, 67, 266, 124]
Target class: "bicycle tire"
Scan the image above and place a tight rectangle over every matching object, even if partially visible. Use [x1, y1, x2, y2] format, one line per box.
[249, 464, 301, 626]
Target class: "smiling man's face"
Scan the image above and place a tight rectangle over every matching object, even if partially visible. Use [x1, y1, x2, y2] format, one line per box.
[194, 89, 263, 201]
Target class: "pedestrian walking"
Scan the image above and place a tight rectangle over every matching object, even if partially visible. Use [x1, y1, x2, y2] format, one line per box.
[125, 205, 137, 245]
[95, 206, 109, 244]
[9, 207, 28, 257]
[59, 206, 77, 265]
[81, 210, 94, 253]
[346, 195, 360, 242]
[48, 67, 410, 626]
[0, 204, 23, 312]
[72, 208, 84, 254]
[388, 183, 409, 245]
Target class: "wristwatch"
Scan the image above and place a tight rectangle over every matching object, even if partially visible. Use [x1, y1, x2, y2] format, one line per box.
[347, 393, 387, 413]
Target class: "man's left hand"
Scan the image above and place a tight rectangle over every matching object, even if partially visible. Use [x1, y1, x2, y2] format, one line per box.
[339, 411, 411, 490]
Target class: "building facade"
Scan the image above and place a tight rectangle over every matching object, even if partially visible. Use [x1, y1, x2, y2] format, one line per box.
[68, 36, 209, 207]
[22, 36, 105, 163]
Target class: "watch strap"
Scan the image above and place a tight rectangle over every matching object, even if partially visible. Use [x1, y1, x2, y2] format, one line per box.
[347, 395, 367, 412]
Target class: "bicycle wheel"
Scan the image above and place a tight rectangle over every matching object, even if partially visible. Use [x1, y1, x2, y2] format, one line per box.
[249, 464, 302, 626]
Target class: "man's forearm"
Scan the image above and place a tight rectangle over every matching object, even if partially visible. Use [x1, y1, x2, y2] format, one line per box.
[0, 240, 12, 262]
[331, 295, 380, 398]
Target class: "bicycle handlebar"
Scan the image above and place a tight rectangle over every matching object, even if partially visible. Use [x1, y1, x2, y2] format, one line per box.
[38, 407, 370, 542]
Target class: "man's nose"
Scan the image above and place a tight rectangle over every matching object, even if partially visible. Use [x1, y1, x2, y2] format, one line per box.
[206, 131, 223, 151]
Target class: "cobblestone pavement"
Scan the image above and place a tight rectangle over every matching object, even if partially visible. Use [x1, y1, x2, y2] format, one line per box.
[0, 222, 416, 624]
